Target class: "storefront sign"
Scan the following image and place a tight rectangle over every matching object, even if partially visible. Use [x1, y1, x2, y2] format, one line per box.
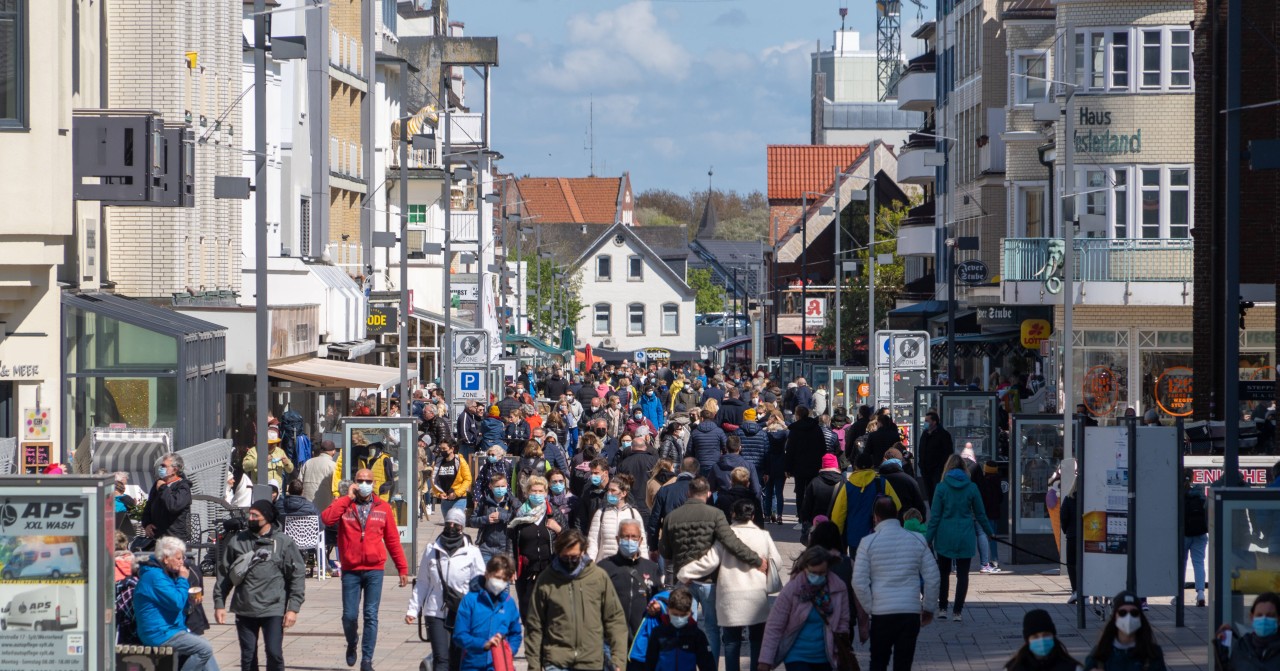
[804, 298, 827, 327]
[0, 362, 41, 379]
[23, 409, 49, 441]
[366, 306, 398, 336]
[1082, 365, 1119, 416]
[1074, 107, 1142, 155]
[1155, 366, 1194, 417]
[1189, 467, 1269, 487]
[976, 306, 1018, 326]
[956, 260, 989, 285]
[450, 284, 479, 302]
[21, 442, 52, 474]
[1240, 380, 1276, 401]
[1020, 319, 1052, 350]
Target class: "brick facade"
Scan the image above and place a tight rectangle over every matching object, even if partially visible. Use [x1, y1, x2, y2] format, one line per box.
[1191, 0, 1280, 420]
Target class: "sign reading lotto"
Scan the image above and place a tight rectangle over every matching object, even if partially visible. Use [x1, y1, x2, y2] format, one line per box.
[1020, 319, 1052, 350]
[366, 306, 398, 336]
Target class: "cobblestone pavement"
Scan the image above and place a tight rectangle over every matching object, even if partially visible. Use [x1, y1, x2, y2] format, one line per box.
[199, 500, 1213, 670]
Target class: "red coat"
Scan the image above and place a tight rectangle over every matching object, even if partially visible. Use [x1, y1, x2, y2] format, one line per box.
[321, 495, 408, 575]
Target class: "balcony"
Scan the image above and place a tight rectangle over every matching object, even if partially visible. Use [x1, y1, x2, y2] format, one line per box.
[898, 200, 936, 257]
[329, 136, 365, 190]
[897, 137, 940, 185]
[389, 143, 439, 169]
[447, 113, 484, 146]
[450, 211, 479, 242]
[1001, 238, 1193, 306]
[896, 54, 936, 113]
[329, 29, 364, 80]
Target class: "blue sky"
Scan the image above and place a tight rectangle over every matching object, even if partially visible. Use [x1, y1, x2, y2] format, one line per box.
[462, 0, 894, 195]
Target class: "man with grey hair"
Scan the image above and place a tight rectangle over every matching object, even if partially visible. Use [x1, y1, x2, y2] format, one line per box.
[142, 453, 192, 543]
[597, 516, 662, 650]
[135, 536, 220, 670]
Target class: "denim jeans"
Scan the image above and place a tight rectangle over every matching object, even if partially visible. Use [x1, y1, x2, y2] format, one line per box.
[721, 622, 764, 671]
[567, 427, 580, 457]
[975, 521, 991, 565]
[763, 475, 787, 519]
[687, 581, 721, 662]
[1183, 533, 1208, 594]
[424, 615, 457, 671]
[163, 630, 220, 671]
[342, 570, 385, 665]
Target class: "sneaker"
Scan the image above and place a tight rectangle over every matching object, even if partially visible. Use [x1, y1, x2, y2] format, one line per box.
[1197, 597, 1207, 608]
[989, 563, 1002, 574]
[425, 505, 435, 517]
[792, 522, 803, 530]
[936, 609, 948, 620]
[346, 642, 357, 667]
[979, 564, 992, 574]
[1068, 592, 1078, 605]
[953, 612, 963, 622]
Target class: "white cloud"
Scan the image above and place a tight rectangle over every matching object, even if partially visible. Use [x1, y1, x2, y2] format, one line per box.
[533, 1, 690, 92]
[513, 32, 535, 48]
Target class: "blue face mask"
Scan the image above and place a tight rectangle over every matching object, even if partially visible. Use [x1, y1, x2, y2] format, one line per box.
[156, 466, 169, 479]
[619, 538, 640, 556]
[1256, 615, 1279, 638]
[591, 474, 603, 487]
[1029, 636, 1055, 657]
[669, 614, 690, 628]
[622, 441, 632, 449]
[884, 458, 903, 468]
[806, 571, 827, 586]
[606, 493, 620, 505]
[550, 482, 566, 495]
[492, 487, 508, 499]
[527, 493, 546, 506]
[487, 455, 498, 464]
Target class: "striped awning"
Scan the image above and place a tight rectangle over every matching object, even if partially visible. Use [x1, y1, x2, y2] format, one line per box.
[90, 428, 173, 489]
[390, 105, 439, 139]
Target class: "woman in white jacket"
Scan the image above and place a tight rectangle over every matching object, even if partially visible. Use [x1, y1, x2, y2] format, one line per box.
[587, 474, 647, 561]
[405, 508, 486, 671]
[678, 498, 783, 671]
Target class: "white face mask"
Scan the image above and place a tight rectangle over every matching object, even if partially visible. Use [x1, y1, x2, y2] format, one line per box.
[486, 577, 508, 596]
[1115, 614, 1143, 635]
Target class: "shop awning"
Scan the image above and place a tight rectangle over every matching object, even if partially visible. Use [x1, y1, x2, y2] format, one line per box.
[713, 335, 752, 351]
[929, 331, 1018, 346]
[784, 335, 820, 350]
[269, 358, 401, 391]
[504, 333, 570, 357]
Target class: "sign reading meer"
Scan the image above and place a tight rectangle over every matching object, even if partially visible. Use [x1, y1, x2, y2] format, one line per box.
[1074, 107, 1142, 155]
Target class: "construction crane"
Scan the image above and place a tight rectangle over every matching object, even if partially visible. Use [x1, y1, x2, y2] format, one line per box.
[874, 0, 927, 101]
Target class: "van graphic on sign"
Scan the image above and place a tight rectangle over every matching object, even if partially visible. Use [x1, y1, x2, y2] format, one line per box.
[0, 585, 78, 630]
[1, 542, 83, 580]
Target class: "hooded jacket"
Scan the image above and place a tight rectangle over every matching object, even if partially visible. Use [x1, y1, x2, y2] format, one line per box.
[713, 485, 764, 528]
[408, 535, 486, 619]
[639, 392, 666, 429]
[588, 502, 647, 561]
[783, 417, 825, 481]
[468, 492, 516, 554]
[133, 557, 189, 646]
[688, 420, 728, 470]
[481, 417, 508, 450]
[736, 421, 770, 471]
[865, 423, 903, 465]
[762, 427, 789, 478]
[453, 577, 524, 671]
[715, 398, 749, 428]
[543, 375, 569, 402]
[709, 453, 762, 499]
[647, 472, 694, 550]
[616, 449, 659, 517]
[925, 468, 995, 559]
[878, 460, 928, 520]
[759, 571, 850, 669]
[323, 493, 410, 574]
[525, 559, 630, 671]
[799, 470, 845, 524]
[917, 425, 955, 484]
[213, 526, 306, 617]
[676, 386, 699, 412]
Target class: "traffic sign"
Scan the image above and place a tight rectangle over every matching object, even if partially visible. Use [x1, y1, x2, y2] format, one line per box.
[634, 351, 647, 363]
[454, 368, 487, 402]
[892, 334, 929, 369]
[453, 330, 489, 366]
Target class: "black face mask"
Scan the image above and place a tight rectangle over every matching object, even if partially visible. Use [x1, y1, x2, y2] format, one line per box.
[595, 428, 607, 437]
[557, 555, 582, 571]
[247, 519, 264, 533]
[442, 525, 461, 538]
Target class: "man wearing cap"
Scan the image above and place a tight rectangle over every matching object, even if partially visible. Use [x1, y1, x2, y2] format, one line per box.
[215, 499, 306, 671]
[322, 468, 410, 671]
[299, 439, 338, 511]
[242, 428, 295, 486]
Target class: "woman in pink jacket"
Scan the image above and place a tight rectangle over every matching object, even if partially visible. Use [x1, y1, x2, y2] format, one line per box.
[757, 546, 851, 671]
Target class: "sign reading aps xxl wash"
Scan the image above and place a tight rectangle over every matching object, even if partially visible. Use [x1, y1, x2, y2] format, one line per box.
[0, 498, 87, 534]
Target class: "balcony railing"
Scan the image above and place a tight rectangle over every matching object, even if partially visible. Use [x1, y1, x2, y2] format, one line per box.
[448, 113, 484, 145]
[330, 29, 363, 78]
[329, 136, 363, 181]
[1003, 238, 1193, 284]
[389, 143, 438, 169]
[451, 211, 479, 242]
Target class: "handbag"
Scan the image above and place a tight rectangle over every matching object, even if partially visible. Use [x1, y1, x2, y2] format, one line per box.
[765, 557, 782, 595]
[491, 638, 516, 671]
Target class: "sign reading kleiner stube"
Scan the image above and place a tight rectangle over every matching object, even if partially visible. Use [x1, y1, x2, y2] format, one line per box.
[1074, 107, 1141, 155]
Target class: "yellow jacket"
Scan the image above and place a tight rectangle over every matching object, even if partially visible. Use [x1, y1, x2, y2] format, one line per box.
[830, 469, 901, 536]
[668, 380, 685, 413]
[332, 450, 396, 499]
[242, 446, 294, 484]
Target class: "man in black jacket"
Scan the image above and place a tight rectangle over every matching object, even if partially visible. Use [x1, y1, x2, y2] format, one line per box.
[792, 377, 815, 411]
[576, 374, 600, 407]
[799, 453, 844, 541]
[879, 447, 928, 520]
[844, 405, 873, 460]
[543, 368, 569, 402]
[615, 434, 658, 518]
[419, 403, 453, 448]
[597, 518, 661, 647]
[916, 411, 954, 502]
[784, 406, 825, 530]
[141, 453, 193, 543]
[865, 414, 902, 465]
[455, 402, 484, 456]
[715, 387, 749, 428]
[647, 458, 699, 556]
[496, 387, 521, 419]
[572, 458, 611, 532]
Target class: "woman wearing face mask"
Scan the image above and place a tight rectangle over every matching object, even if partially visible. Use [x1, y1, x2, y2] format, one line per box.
[1005, 609, 1080, 671]
[1084, 591, 1166, 671]
[508, 476, 566, 626]
[407, 508, 485, 671]
[546, 469, 578, 522]
[640, 385, 666, 431]
[570, 434, 601, 498]
[431, 441, 472, 520]
[588, 474, 647, 561]
[1215, 592, 1280, 670]
[762, 411, 790, 526]
[452, 555, 523, 671]
[758, 545, 851, 671]
[525, 529, 630, 671]
[626, 407, 658, 438]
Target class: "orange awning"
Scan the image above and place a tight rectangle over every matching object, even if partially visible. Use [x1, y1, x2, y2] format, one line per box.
[783, 335, 819, 350]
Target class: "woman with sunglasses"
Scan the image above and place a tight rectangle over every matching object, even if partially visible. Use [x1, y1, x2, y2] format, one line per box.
[1084, 591, 1166, 671]
[1215, 592, 1280, 669]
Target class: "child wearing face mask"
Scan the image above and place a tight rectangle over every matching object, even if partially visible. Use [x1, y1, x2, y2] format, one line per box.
[1084, 591, 1167, 671]
[1005, 609, 1081, 671]
[642, 587, 715, 671]
[452, 555, 523, 671]
[468, 474, 515, 563]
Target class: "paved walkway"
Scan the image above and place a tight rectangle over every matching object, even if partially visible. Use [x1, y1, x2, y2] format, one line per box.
[198, 505, 1214, 670]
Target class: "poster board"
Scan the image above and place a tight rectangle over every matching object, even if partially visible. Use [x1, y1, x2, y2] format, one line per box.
[1134, 426, 1180, 597]
[21, 442, 53, 474]
[337, 418, 420, 572]
[1080, 426, 1130, 598]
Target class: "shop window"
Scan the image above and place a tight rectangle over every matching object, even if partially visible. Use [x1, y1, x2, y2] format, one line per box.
[1073, 347, 1129, 419]
[0, 0, 25, 129]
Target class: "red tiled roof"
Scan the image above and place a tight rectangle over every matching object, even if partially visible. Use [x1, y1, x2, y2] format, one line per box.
[767, 145, 868, 201]
[517, 177, 622, 224]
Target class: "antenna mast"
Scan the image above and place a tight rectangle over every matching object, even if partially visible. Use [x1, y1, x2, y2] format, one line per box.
[839, 2, 848, 55]
[586, 95, 596, 177]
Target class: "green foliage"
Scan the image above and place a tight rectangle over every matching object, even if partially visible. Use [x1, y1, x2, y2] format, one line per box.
[687, 268, 726, 313]
[521, 253, 584, 343]
[635, 207, 681, 228]
[635, 188, 769, 242]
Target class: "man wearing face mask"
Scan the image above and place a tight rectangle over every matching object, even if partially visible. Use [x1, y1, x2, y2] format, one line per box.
[598, 519, 662, 668]
[878, 447, 928, 522]
[141, 453, 193, 544]
[639, 385, 666, 431]
[215, 499, 306, 671]
[917, 411, 954, 502]
[525, 529, 629, 671]
[572, 458, 611, 533]
[322, 469, 410, 670]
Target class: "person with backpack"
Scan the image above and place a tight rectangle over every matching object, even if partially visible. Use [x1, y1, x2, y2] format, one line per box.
[588, 474, 648, 561]
[1182, 475, 1209, 607]
[505, 408, 532, 458]
[925, 454, 995, 622]
[799, 454, 845, 543]
[469, 472, 517, 563]
[831, 451, 902, 556]
[407, 508, 486, 671]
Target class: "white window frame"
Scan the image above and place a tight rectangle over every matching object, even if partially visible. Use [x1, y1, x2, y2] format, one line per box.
[593, 304, 611, 335]
[1068, 26, 1192, 94]
[628, 255, 643, 281]
[1073, 165, 1193, 240]
[1011, 182, 1049, 238]
[596, 255, 612, 281]
[627, 303, 645, 336]
[1012, 51, 1049, 105]
[661, 303, 679, 336]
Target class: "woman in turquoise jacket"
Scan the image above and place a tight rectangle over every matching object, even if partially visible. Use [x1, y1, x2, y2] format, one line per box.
[925, 453, 995, 622]
[453, 555, 523, 671]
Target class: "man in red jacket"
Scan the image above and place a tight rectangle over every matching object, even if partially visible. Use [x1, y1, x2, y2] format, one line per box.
[322, 468, 409, 671]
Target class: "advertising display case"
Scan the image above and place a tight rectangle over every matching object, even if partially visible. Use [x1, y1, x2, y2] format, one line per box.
[939, 391, 1001, 461]
[1211, 488, 1280, 644]
[338, 418, 420, 572]
[1011, 415, 1065, 562]
[0, 475, 113, 671]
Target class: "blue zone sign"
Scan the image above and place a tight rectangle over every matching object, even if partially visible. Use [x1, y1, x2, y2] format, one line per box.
[454, 369, 486, 401]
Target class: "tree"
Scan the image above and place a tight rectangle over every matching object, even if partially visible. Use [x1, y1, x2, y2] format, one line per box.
[815, 197, 918, 363]
[635, 188, 770, 242]
[635, 206, 681, 228]
[520, 253, 584, 345]
[687, 268, 726, 313]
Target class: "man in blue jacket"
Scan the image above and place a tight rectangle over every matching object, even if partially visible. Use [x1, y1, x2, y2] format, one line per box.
[453, 555, 523, 671]
[134, 536, 220, 670]
[688, 409, 727, 478]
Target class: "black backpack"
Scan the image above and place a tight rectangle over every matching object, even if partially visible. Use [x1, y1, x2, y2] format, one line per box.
[1184, 490, 1209, 537]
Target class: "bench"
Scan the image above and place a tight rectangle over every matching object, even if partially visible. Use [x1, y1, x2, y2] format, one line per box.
[115, 644, 178, 671]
